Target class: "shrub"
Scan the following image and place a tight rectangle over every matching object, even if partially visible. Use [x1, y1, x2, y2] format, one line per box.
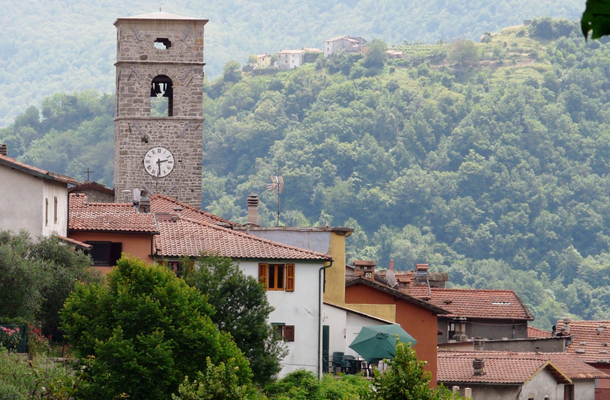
[61, 256, 251, 400]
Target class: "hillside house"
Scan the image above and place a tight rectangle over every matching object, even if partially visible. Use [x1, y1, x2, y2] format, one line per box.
[276, 49, 306, 69]
[69, 181, 114, 203]
[255, 53, 272, 68]
[0, 149, 78, 238]
[344, 269, 449, 385]
[68, 193, 333, 377]
[323, 36, 367, 57]
[438, 350, 608, 400]
[555, 319, 610, 399]
[408, 285, 533, 343]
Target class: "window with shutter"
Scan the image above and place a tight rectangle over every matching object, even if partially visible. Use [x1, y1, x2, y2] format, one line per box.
[258, 263, 268, 289]
[286, 264, 295, 292]
[284, 325, 295, 342]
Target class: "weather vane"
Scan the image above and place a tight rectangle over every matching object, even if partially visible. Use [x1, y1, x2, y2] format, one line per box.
[266, 167, 285, 227]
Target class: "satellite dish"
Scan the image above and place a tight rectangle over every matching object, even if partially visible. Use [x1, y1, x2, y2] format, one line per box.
[386, 269, 397, 288]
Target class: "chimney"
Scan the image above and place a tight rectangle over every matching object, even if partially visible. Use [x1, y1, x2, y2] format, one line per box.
[247, 195, 259, 225]
[138, 190, 150, 213]
[414, 263, 430, 286]
[452, 317, 469, 342]
[473, 337, 485, 351]
[354, 260, 376, 282]
[0, 144, 6, 156]
[473, 358, 485, 376]
[562, 317, 571, 335]
[389, 259, 394, 271]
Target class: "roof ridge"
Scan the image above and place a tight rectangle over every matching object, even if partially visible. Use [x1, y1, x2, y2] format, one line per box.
[151, 194, 236, 224]
[164, 215, 332, 259]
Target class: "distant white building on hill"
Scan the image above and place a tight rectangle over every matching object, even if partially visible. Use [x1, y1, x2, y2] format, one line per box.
[323, 36, 367, 57]
[276, 49, 306, 69]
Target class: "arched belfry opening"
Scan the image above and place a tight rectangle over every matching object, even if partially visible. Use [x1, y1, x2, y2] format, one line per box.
[150, 75, 173, 117]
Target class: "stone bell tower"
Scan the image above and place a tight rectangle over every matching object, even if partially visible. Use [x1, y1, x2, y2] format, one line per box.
[113, 10, 207, 208]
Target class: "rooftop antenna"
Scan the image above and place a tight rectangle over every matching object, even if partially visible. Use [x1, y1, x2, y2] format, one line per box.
[266, 166, 284, 227]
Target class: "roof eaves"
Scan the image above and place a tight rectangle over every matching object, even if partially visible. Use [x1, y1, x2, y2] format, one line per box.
[346, 277, 450, 315]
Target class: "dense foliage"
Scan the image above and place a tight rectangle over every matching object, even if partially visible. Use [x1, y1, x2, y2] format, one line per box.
[6, 19, 610, 327]
[0, 347, 84, 400]
[0, 0, 584, 126]
[0, 231, 100, 339]
[60, 256, 251, 400]
[183, 255, 286, 385]
[370, 342, 459, 400]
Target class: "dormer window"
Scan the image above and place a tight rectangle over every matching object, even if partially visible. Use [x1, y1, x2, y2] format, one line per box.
[154, 38, 171, 50]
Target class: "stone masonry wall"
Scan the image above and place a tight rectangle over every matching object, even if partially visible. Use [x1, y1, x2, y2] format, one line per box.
[114, 17, 206, 208]
[114, 118, 203, 207]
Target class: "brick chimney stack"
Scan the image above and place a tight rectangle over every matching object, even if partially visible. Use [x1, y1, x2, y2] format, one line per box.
[473, 358, 485, 376]
[0, 144, 7, 156]
[354, 260, 376, 282]
[389, 259, 394, 271]
[247, 195, 259, 225]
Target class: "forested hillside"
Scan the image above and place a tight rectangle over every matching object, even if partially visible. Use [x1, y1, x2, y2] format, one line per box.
[0, 0, 584, 126]
[3, 18, 610, 328]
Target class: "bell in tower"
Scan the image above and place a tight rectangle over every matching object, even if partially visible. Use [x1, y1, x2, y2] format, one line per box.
[113, 10, 208, 208]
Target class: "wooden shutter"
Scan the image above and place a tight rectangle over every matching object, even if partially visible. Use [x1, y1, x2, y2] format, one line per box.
[258, 263, 268, 289]
[284, 325, 295, 342]
[286, 264, 295, 292]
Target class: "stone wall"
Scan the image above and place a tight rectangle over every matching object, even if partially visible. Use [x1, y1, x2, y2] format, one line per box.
[113, 16, 206, 208]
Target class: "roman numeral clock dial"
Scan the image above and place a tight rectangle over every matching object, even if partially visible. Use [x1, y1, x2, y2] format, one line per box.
[144, 147, 175, 178]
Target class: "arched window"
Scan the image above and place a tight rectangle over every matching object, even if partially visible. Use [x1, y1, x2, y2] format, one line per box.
[150, 75, 173, 117]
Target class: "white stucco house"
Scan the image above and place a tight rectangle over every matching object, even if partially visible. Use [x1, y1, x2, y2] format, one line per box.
[98, 195, 337, 378]
[276, 49, 306, 69]
[323, 36, 367, 57]
[0, 150, 79, 238]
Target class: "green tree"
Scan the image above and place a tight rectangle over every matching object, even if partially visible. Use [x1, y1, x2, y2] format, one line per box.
[0, 231, 99, 339]
[60, 256, 251, 400]
[369, 341, 463, 400]
[223, 60, 243, 83]
[363, 39, 388, 70]
[172, 357, 256, 400]
[448, 39, 480, 68]
[183, 254, 286, 385]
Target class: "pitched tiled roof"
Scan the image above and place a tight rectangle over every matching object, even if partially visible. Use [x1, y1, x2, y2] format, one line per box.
[53, 234, 92, 250]
[0, 154, 79, 185]
[557, 320, 610, 364]
[528, 326, 553, 338]
[69, 194, 159, 234]
[345, 276, 450, 315]
[438, 351, 608, 382]
[68, 181, 114, 196]
[154, 215, 332, 260]
[150, 195, 237, 227]
[324, 35, 348, 42]
[407, 287, 533, 320]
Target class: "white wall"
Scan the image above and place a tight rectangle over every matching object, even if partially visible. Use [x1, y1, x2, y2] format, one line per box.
[520, 369, 561, 400]
[41, 180, 69, 236]
[573, 380, 595, 400]
[324, 304, 389, 359]
[0, 166, 44, 237]
[240, 260, 324, 377]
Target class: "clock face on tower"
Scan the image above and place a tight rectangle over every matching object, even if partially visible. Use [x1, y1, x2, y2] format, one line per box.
[144, 147, 175, 177]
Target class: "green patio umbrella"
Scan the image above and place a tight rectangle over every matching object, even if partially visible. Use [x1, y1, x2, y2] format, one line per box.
[348, 324, 417, 363]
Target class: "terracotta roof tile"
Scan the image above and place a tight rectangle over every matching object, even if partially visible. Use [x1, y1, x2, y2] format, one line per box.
[557, 320, 610, 364]
[69, 194, 159, 234]
[154, 216, 332, 260]
[150, 195, 236, 226]
[68, 181, 114, 196]
[438, 351, 608, 382]
[0, 154, 79, 185]
[528, 326, 553, 338]
[345, 276, 450, 315]
[408, 287, 533, 320]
